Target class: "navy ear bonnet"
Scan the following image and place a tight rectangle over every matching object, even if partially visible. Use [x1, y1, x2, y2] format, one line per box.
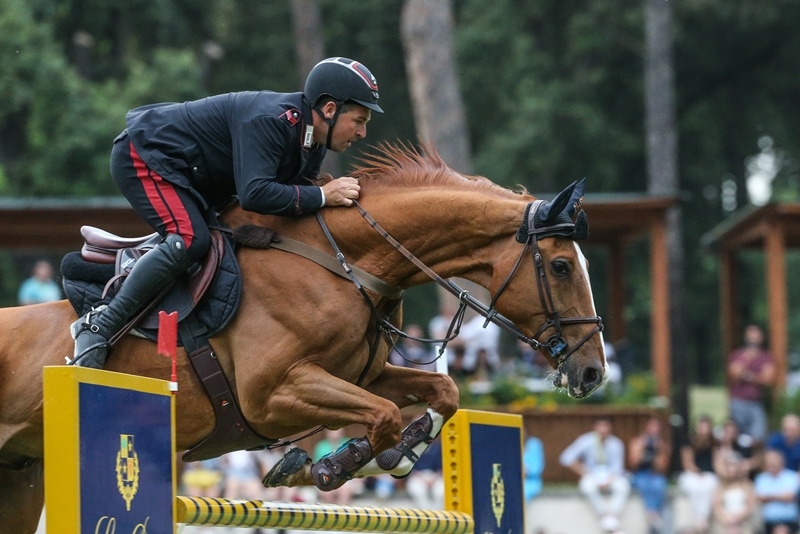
[516, 178, 590, 243]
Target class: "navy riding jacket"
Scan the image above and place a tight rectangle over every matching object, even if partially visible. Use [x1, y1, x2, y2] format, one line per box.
[123, 91, 326, 216]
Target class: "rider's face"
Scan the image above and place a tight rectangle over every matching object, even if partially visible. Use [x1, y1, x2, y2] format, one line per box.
[316, 103, 371, 153]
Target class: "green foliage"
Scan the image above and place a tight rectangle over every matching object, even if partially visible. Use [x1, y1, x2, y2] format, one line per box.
[771, 388, 800, 430]
[460, 371, 660, 410]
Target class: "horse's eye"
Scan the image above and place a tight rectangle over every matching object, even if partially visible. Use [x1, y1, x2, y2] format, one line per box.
[550, 260, 571, 277]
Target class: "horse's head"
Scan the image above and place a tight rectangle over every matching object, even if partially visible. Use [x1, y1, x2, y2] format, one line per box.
[492, 179, 605, 398]
[315, 143, 605, 397]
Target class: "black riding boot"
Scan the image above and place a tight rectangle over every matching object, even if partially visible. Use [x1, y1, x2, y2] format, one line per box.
[69, 234, 192, 369]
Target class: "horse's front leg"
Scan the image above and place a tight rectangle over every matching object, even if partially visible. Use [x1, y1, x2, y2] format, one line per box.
[363, 363, 459, 417]
[258, 363, 403, 490]
[357, 364, 459, 478]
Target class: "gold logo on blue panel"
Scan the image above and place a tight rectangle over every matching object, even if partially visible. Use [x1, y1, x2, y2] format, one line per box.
[490, 462, 505, 527]
[115, 434, 139, 511]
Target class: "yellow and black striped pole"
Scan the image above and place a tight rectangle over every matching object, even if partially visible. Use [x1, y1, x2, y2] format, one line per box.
[176, 497, 474, 534]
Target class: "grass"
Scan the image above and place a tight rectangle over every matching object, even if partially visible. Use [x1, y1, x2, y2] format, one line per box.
[688, 385, 728, 425]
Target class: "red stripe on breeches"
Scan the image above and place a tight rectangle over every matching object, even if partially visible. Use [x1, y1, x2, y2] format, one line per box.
[129, 142, 195, 249]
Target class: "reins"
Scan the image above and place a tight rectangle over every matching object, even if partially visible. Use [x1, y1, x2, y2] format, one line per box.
[316, 198, 603, 371]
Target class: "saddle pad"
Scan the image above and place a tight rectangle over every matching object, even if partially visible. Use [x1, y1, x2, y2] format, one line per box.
[61, 232, 242, 343]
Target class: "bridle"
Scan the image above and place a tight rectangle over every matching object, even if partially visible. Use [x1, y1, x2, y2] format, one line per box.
[318, 198, 603, 369]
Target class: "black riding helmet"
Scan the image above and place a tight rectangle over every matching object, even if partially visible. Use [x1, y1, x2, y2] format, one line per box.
[304, 57, 383, 149]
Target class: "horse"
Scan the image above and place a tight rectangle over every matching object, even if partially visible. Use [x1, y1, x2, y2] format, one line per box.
[0, 143, 605, 533]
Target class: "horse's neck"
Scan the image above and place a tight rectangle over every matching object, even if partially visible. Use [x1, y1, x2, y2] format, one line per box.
[224, 189, 530, 289]
[329, 189, 530, 289]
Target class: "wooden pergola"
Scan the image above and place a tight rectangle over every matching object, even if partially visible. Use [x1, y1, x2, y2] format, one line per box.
[0, 195, 677, 396]
[582, 194, 678, 398]
[702, 202, 800, 389]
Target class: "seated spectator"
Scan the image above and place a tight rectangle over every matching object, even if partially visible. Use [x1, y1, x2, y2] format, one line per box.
[766, 414, 800, 471]
[388, 324, 436, 372]
[754, 449, 800, 534]
[314, 428, 362, 504]
[220, 450, 264, 502]
[678, 415, 720, 533]
[517, 339, 550, 378]
[629, 416, 670, 533]
[458, 315, 501, 377]
[711, 451, 757, 534]
[559, 417, 630, 534]
[258, 448, 306, 503]
[523, 434, 545, 502]
[17, 259, 61, 305]
[717, 419, 760, 478]
[405, 439, 444, 509]
[181, 458, 223, 498]
[604, 341, 624, 395]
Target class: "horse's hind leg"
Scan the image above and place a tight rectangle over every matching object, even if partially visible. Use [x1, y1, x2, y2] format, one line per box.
[0, 459, 44, 534]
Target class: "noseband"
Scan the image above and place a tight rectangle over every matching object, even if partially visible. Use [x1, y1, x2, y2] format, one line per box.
[335, 199, 603, 368]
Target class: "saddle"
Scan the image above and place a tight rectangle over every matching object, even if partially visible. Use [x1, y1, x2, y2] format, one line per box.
[61, 225, 275, 462]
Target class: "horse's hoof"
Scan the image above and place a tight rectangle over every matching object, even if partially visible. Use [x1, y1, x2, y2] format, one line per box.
[375, 412, 434, 476]
[262, 447, 310, 487]
[311, 437, 372, 491]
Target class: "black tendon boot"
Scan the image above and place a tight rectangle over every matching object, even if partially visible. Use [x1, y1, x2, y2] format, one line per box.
[69, 234, 192, 368]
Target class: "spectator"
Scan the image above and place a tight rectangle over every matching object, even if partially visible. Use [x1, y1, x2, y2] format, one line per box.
[679, 415, 720, 533]
[629, 417, 670, 533]
[711, 451, 757, 534]
[17, 259, 61, 305]
[181, 458, 223, 498]
[523, 434, 545, 502]
[766, 414, 800, 471]
[220, 450, 263, 500]
[717, 419, 760, 478]
[458, 315, 501, 377]
[405, 439, 444, 509]
[258, 448, 308, 503]
[604, 341, 624, 395]
[559, 417, 630, 534]
[428, 302, 459, 372]
[517, 339, 550, 378]
[727, 324, 775, 443]
[389, 324, 436, 372]
[314, 428, 362, 504]
[754, 449, 800, 534]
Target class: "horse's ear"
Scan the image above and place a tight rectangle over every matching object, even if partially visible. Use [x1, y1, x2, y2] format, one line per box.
[565, 178, 586, 217]
[539, 181, 577, 223]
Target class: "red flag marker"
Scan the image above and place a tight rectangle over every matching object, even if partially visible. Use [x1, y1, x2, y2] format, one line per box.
[158, 311, 179, 392]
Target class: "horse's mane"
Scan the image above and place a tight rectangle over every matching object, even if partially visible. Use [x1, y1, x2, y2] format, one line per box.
[348, 142, 529, 200]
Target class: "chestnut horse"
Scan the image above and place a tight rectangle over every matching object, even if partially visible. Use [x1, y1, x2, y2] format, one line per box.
[0, 144, 605, 533]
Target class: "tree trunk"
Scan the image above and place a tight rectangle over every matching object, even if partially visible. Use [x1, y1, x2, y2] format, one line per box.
[401, 0, 484, 338]
[289, 0, 340, 176]
[645, 0, 688, 460]
[401, 0, 472, 174]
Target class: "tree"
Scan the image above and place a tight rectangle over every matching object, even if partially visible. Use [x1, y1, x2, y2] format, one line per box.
[289, 0, 340, 176]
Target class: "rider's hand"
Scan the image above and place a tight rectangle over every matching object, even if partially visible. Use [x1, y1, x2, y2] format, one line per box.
[321, 177, 361, 207]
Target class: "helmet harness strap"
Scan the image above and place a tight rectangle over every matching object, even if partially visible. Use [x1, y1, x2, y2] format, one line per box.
[315, 100, 344, 150]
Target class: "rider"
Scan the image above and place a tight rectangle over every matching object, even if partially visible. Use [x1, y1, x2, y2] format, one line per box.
[69, 57, 382, 369]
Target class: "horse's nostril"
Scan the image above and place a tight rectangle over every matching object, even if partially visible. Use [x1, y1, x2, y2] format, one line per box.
[582, 366, 602, 389]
